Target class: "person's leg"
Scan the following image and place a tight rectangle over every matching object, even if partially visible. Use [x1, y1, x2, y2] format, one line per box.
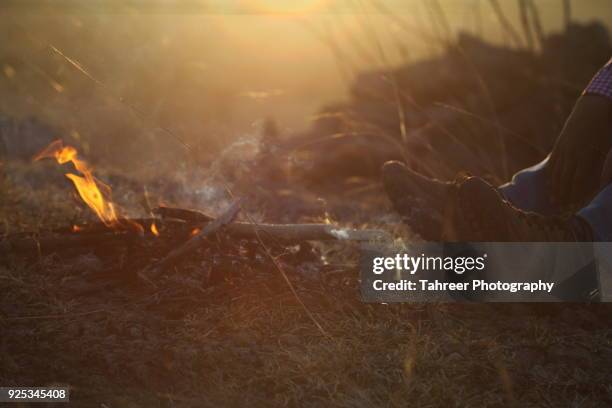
[486, 148, 612, 239]
[497, 155, 557, 215]
[578, 183, 612, 241]
[441, 146, 612, 241]
[382, 156, 559, 240]
[444, 175, 594, 242]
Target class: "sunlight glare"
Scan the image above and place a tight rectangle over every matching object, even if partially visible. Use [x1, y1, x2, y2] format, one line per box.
[253, 0, 327, 14]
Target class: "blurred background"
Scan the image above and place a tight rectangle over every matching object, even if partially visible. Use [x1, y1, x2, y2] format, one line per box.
[0, 0, 611, 181]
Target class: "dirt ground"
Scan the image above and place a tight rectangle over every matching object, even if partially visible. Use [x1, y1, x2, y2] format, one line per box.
[1, 161, 611, 408]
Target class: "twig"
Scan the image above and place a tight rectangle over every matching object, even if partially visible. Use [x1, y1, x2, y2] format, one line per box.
[138, 200, 242, 283]
[154, 206, 391, 242]
[153, 206, 212, 223]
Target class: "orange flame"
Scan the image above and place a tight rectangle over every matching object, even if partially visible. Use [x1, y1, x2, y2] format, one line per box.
[151, 222, 160, 236]
[34, 140, 119, 227]
[190, 227, 201, 237]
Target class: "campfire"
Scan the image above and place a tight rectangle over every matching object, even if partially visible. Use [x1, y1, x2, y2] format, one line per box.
[34, 140, 122, 228]
[2, 140, 389, 291]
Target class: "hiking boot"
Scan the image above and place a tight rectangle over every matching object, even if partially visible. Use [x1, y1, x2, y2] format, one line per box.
[382, 161, 453, 241]
[449, 176, 594, 242]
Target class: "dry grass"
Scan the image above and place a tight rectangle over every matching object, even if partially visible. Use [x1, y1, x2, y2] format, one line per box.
[1, 162, 611, 407]
[1, 5, 611, 407]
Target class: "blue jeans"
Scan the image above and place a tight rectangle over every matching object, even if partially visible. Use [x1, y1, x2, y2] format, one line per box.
[499, 155, 612, 241]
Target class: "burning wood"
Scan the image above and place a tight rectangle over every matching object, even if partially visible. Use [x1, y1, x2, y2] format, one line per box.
[138, 199, 243, 283]
[9, 140, 390, 288]
[33, 140, 120, 227]
[2, 212, 389, 255]
[33, 140, 142, 232]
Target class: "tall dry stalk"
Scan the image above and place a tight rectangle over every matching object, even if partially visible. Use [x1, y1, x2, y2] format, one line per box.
[518, 0, 535, 51]
[472, 0, 484, 37]
[488, 0, 524, 48]
[526, 0, 544, 48]
[429, 0, 454, 44]
[562, 0, 572, 30]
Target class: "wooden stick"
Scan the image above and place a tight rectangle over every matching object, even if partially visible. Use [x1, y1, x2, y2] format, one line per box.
[226, 223, 389, 242]
[138, 199, 242, 282]
[2, 208, 390, 257]
[154, 206, 390, 242]
[153, 206, 211, 223]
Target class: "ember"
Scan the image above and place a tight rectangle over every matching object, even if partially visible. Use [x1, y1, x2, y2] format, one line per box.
[150, 222, 160, 236]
